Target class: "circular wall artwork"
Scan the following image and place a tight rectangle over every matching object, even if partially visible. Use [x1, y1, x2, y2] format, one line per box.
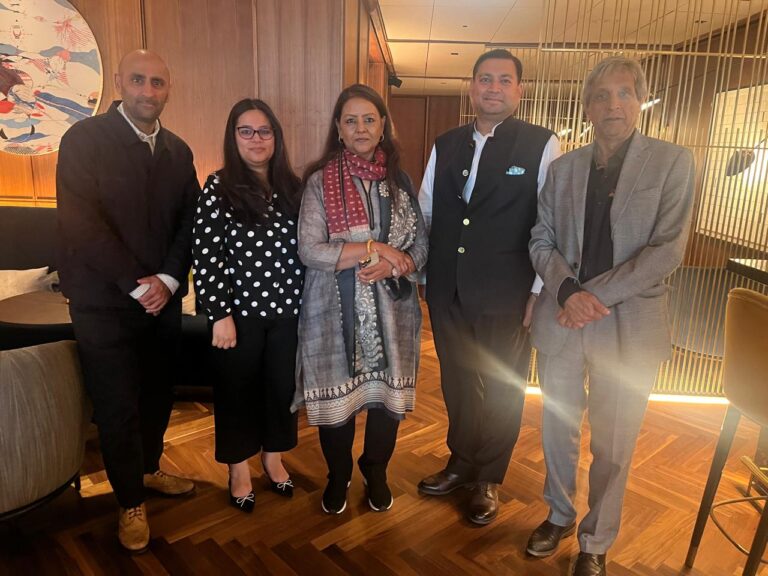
[0, 0, 102, 155]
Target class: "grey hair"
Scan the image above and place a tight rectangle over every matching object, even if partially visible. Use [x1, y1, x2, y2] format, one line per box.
[582, 56, 648, 107]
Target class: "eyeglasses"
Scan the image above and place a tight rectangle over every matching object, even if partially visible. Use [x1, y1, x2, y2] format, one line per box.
[236, 126, 274, 140]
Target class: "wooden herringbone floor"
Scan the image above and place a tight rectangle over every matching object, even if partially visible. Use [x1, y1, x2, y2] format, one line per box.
[1, 308, 765, 575]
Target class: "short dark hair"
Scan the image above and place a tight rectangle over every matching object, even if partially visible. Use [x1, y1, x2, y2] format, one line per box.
[472, 49, 523, 82]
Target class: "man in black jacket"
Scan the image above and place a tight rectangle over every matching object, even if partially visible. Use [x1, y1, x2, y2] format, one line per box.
[57, 49, 199, 553]
[417, 49, 560, 525]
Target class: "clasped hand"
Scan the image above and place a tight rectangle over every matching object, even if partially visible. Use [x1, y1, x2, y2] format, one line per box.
[357, 243, 414, 284]
[557, 290, 610, 329]
[137, 275, 171, 316]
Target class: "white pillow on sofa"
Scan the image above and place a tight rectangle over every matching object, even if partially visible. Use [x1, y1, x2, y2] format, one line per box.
[0, 267, 55, 301]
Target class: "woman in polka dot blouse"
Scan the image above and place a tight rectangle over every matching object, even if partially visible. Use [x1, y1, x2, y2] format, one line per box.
[292, 84, 428, 515]
[192, 99, 304, 513]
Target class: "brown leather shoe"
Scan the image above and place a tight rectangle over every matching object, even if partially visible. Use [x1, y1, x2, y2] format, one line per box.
[143, 470, 195, 496]
[417, 469, 473, 496]
[467, 482, 498, 525]
[573, 552, 606, 576]
[118, 503, 149, 553]
[526, 519, 576, 557]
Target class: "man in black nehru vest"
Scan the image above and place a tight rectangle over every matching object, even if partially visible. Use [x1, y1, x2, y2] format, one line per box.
[417, 49, 560, 525]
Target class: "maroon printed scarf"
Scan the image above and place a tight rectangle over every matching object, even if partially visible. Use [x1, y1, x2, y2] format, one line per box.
[323, 148, 387, 236]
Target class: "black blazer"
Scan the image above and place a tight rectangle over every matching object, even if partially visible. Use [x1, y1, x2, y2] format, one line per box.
[56, 101, 199, 308]
[426, 116, 553, 320]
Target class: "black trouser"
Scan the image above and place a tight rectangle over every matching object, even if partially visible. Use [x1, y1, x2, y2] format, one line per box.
[428, 294, 530, 484]
[318, 408, 400, 483]
[211, 316, 298, 464]
[70, 302, 181, 509]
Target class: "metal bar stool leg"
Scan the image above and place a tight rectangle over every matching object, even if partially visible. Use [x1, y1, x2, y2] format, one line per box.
[686, 405, 742, 568]
[743, 498, 768, 575]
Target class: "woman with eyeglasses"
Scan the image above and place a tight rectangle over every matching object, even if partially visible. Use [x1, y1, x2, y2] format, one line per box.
[293, 84, 428, 514]
[192, 98, 304, 513]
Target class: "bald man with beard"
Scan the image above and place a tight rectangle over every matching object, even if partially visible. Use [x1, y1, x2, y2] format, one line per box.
[57, 50, 200, 552]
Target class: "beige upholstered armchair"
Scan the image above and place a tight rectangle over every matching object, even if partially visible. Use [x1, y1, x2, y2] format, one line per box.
[0, 341, 91, 519]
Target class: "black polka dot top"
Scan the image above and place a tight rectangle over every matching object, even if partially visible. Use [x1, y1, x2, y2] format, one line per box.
[192, 173, 304, 323]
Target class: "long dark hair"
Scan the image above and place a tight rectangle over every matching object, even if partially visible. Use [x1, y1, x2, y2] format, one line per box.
[218, 98, 301, 224]
[303, 84, 412, 199]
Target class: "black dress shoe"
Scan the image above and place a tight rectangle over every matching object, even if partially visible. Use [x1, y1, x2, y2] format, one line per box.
[467, 482, 498, 525]
[418, 469, 473, 496]
[228, 480, 255, 513]
[572, 552, 606, 576]
[526, 519, 576, 557]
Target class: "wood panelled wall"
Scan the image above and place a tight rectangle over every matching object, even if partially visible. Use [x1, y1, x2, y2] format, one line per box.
[389, 97, 427, 187]
[389, 95, 462, 187]
[0, 0, 379, 205]
[256, 0, 344, 174]
[144, 0, 257, 182]
[341, 0, 389, 103]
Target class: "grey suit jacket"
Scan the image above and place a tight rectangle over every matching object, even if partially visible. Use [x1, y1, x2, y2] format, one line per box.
[529, 132, 695, 364]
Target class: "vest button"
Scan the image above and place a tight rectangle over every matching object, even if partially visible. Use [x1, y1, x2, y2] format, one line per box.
[463, 218, 470, 226]
[462, 169, 469, 177]
[457, 247, 465, 254]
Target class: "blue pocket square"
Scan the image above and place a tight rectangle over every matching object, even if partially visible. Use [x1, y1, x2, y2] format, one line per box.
[506, 165, 525, 175]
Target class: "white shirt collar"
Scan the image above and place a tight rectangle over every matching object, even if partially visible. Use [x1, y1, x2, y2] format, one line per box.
[118, 102, 160, 153]
[472, 119, 504, 141]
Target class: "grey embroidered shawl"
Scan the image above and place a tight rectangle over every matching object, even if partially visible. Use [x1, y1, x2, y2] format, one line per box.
[292, 170, 429, 426]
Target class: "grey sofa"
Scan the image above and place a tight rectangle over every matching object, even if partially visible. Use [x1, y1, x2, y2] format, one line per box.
[0, 341, 91, 519]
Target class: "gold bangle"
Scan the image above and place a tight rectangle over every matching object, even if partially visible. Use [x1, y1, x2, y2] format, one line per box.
[366, 239, 374, 253]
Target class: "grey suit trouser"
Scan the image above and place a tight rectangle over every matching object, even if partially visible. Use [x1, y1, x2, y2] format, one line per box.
[538, 321, 659, 554]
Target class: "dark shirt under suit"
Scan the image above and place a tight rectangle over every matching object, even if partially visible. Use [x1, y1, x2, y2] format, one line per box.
[557, 132, 634, 307]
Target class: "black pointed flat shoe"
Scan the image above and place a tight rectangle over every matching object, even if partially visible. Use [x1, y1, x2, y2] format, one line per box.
[261, 455, 294, 498]
[228, 479, 255, 513]
[266, 476, 294, 498]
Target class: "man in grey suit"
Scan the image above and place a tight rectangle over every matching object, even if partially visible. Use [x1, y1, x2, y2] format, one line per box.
[526, 57, 695, 576]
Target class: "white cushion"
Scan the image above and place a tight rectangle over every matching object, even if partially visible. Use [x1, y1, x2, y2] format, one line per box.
[0, 267, 55, 301]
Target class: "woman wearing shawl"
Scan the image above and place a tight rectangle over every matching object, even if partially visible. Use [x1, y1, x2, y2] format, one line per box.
[294, 84, 428, 515]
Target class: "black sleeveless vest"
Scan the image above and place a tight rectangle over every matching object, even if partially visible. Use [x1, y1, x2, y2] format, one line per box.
[425, 116, 554, 320]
